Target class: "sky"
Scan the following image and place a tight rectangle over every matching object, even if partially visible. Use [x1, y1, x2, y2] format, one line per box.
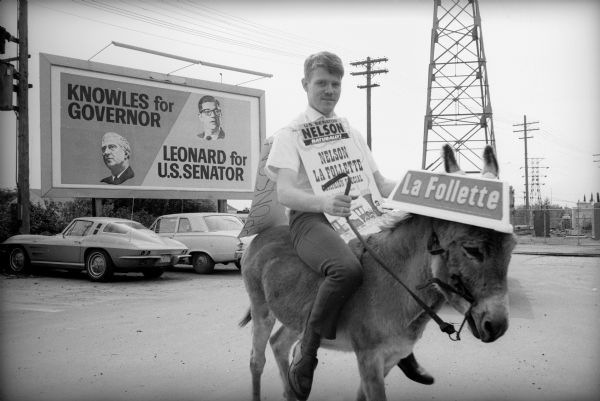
[1, 0, 599, 209]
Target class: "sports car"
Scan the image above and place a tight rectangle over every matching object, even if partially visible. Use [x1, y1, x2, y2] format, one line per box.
[1, 217, 188, 281]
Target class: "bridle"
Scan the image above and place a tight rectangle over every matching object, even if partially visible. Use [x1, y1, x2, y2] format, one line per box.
[322, 173, 477, 341]
[418, 232, 478, 341]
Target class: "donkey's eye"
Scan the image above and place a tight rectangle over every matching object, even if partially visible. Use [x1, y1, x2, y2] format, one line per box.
[462, 246, 484, 262]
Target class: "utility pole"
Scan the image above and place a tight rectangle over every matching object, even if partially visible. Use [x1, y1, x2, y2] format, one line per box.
[513, 115, 539, 226]
[1, 1, 29, 233]
[350, 57, 388, 149]
[17, 0, 29, 234]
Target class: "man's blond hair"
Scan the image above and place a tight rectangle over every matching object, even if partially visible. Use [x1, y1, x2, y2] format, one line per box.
[304, 51, 344, 80]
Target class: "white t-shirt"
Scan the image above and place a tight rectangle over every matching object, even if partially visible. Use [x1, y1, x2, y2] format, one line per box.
[265, 106, 379, 196]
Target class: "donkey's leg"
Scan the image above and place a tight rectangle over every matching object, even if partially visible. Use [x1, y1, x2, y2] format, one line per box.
[355, 384, 367, 401]
[355, 352, 402, 401]
[269, 325, 301, 401]
[249, 303, 276, 401]
[354, 350, 387, 401]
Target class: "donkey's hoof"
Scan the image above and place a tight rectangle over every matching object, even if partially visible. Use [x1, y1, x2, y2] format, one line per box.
[288, 342, 318, 400]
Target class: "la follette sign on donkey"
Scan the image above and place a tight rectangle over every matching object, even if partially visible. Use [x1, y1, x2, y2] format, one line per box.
[239, 144, 516, 401]
[386, 169, 512, 234]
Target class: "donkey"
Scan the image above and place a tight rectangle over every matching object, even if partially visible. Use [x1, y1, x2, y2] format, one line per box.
[240, 145, 516, 401]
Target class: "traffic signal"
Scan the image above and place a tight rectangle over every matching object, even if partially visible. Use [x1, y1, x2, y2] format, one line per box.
[1, 26, 18, 55]
[0, 62, 15, 110]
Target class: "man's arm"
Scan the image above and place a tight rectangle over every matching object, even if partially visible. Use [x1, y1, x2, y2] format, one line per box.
[373, 170, 397, 198]
[276, 168, 354, 217]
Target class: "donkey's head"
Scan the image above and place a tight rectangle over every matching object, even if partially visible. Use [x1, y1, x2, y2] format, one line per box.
[431, 145, 516, 342]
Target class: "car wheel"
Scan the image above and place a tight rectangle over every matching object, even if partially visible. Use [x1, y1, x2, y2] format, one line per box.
[143, 268, 164, 279]
[86, 250, 114, 282]
[192, 253, 215, 274]
[8, 246, 30, 274]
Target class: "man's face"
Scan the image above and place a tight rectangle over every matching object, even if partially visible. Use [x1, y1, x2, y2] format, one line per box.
[102, 142, 128, 169]
[302, 67, 342, 117]
[199, 101, 222, 135]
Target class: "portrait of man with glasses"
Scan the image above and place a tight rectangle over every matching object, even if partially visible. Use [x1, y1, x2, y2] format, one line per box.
[197, 95, 226, 140]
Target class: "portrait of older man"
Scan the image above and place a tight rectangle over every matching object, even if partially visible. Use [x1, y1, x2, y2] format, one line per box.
[100, 131, 135, 185]
[197, 95, 225, 140]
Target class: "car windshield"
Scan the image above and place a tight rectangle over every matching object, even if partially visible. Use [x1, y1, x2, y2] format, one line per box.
[154, 217, 178, 234]
[64, 220, 94, 236]
[205, 215, 243, 232]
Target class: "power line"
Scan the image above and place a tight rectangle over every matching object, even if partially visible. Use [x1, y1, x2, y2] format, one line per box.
[177, 0, 350, 55]
[114, 0, 315, 58]
[72, 0, 347, 61]
[35, 1, 298, 69]
[74, 0, 304, 58]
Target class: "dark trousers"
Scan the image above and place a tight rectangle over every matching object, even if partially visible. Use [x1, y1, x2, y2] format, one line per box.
[289, 211, 363, 340]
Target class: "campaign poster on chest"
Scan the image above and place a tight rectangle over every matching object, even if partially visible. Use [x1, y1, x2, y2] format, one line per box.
[293, 117, 383, 242]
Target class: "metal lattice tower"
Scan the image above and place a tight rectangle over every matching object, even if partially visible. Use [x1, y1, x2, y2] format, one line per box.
[527, 158, 547, 207]
[422, 0, 495, 173]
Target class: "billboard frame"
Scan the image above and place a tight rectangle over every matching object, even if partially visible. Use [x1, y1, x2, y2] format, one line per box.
[40, 53, 266, 200]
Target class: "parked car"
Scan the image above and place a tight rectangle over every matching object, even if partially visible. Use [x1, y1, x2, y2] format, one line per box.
[513, 225, 534, 235]
[150, 213, 252, 274]
[1, 217, 188, 282]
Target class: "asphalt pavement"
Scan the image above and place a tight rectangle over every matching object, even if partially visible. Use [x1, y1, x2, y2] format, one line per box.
[1, 236, 598, 401]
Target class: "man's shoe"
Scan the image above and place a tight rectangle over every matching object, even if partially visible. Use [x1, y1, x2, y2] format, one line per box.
[288, 341, 319, 401]
[398, 353, 434, 385]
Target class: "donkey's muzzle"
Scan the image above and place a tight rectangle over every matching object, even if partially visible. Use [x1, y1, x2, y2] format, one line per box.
[470, 310, 508, 343]
[481, 314, 508, 342]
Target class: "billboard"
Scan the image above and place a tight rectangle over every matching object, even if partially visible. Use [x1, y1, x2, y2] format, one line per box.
[40, 53, 265, 199]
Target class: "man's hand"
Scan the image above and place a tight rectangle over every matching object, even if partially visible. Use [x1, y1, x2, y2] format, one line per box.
[320, 193, 354, 217]
[276, 168, 357, 215]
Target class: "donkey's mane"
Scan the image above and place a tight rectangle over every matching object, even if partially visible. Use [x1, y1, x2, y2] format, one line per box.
[378, 210, 414, 231]
[353, 212, 432, 269]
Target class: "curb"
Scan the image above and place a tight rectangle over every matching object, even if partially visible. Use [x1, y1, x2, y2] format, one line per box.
[513, 251, 600, 257]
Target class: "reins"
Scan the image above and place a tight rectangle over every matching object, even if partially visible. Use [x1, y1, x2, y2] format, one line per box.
[322, 173, 474, 341]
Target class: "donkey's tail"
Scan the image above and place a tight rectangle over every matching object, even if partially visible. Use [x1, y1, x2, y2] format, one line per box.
[239, 308, 252, 327]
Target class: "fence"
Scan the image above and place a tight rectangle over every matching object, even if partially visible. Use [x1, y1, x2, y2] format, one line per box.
[511, 205, 599, 239]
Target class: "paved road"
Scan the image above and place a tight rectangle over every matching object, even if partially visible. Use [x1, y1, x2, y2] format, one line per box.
[1, 254, 599, 401]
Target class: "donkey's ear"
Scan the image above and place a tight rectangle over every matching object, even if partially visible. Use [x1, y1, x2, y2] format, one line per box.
[482, 145, 499, 178]
[442, 144, 462, 174]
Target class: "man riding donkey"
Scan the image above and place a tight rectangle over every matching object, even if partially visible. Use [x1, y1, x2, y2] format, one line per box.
[261, 51, 433, 401]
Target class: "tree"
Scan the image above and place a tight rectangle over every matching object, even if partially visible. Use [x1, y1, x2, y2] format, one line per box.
[0, 192, 221, 243]
[101, 198, 217, 226]
[0, 188, 19, 242]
